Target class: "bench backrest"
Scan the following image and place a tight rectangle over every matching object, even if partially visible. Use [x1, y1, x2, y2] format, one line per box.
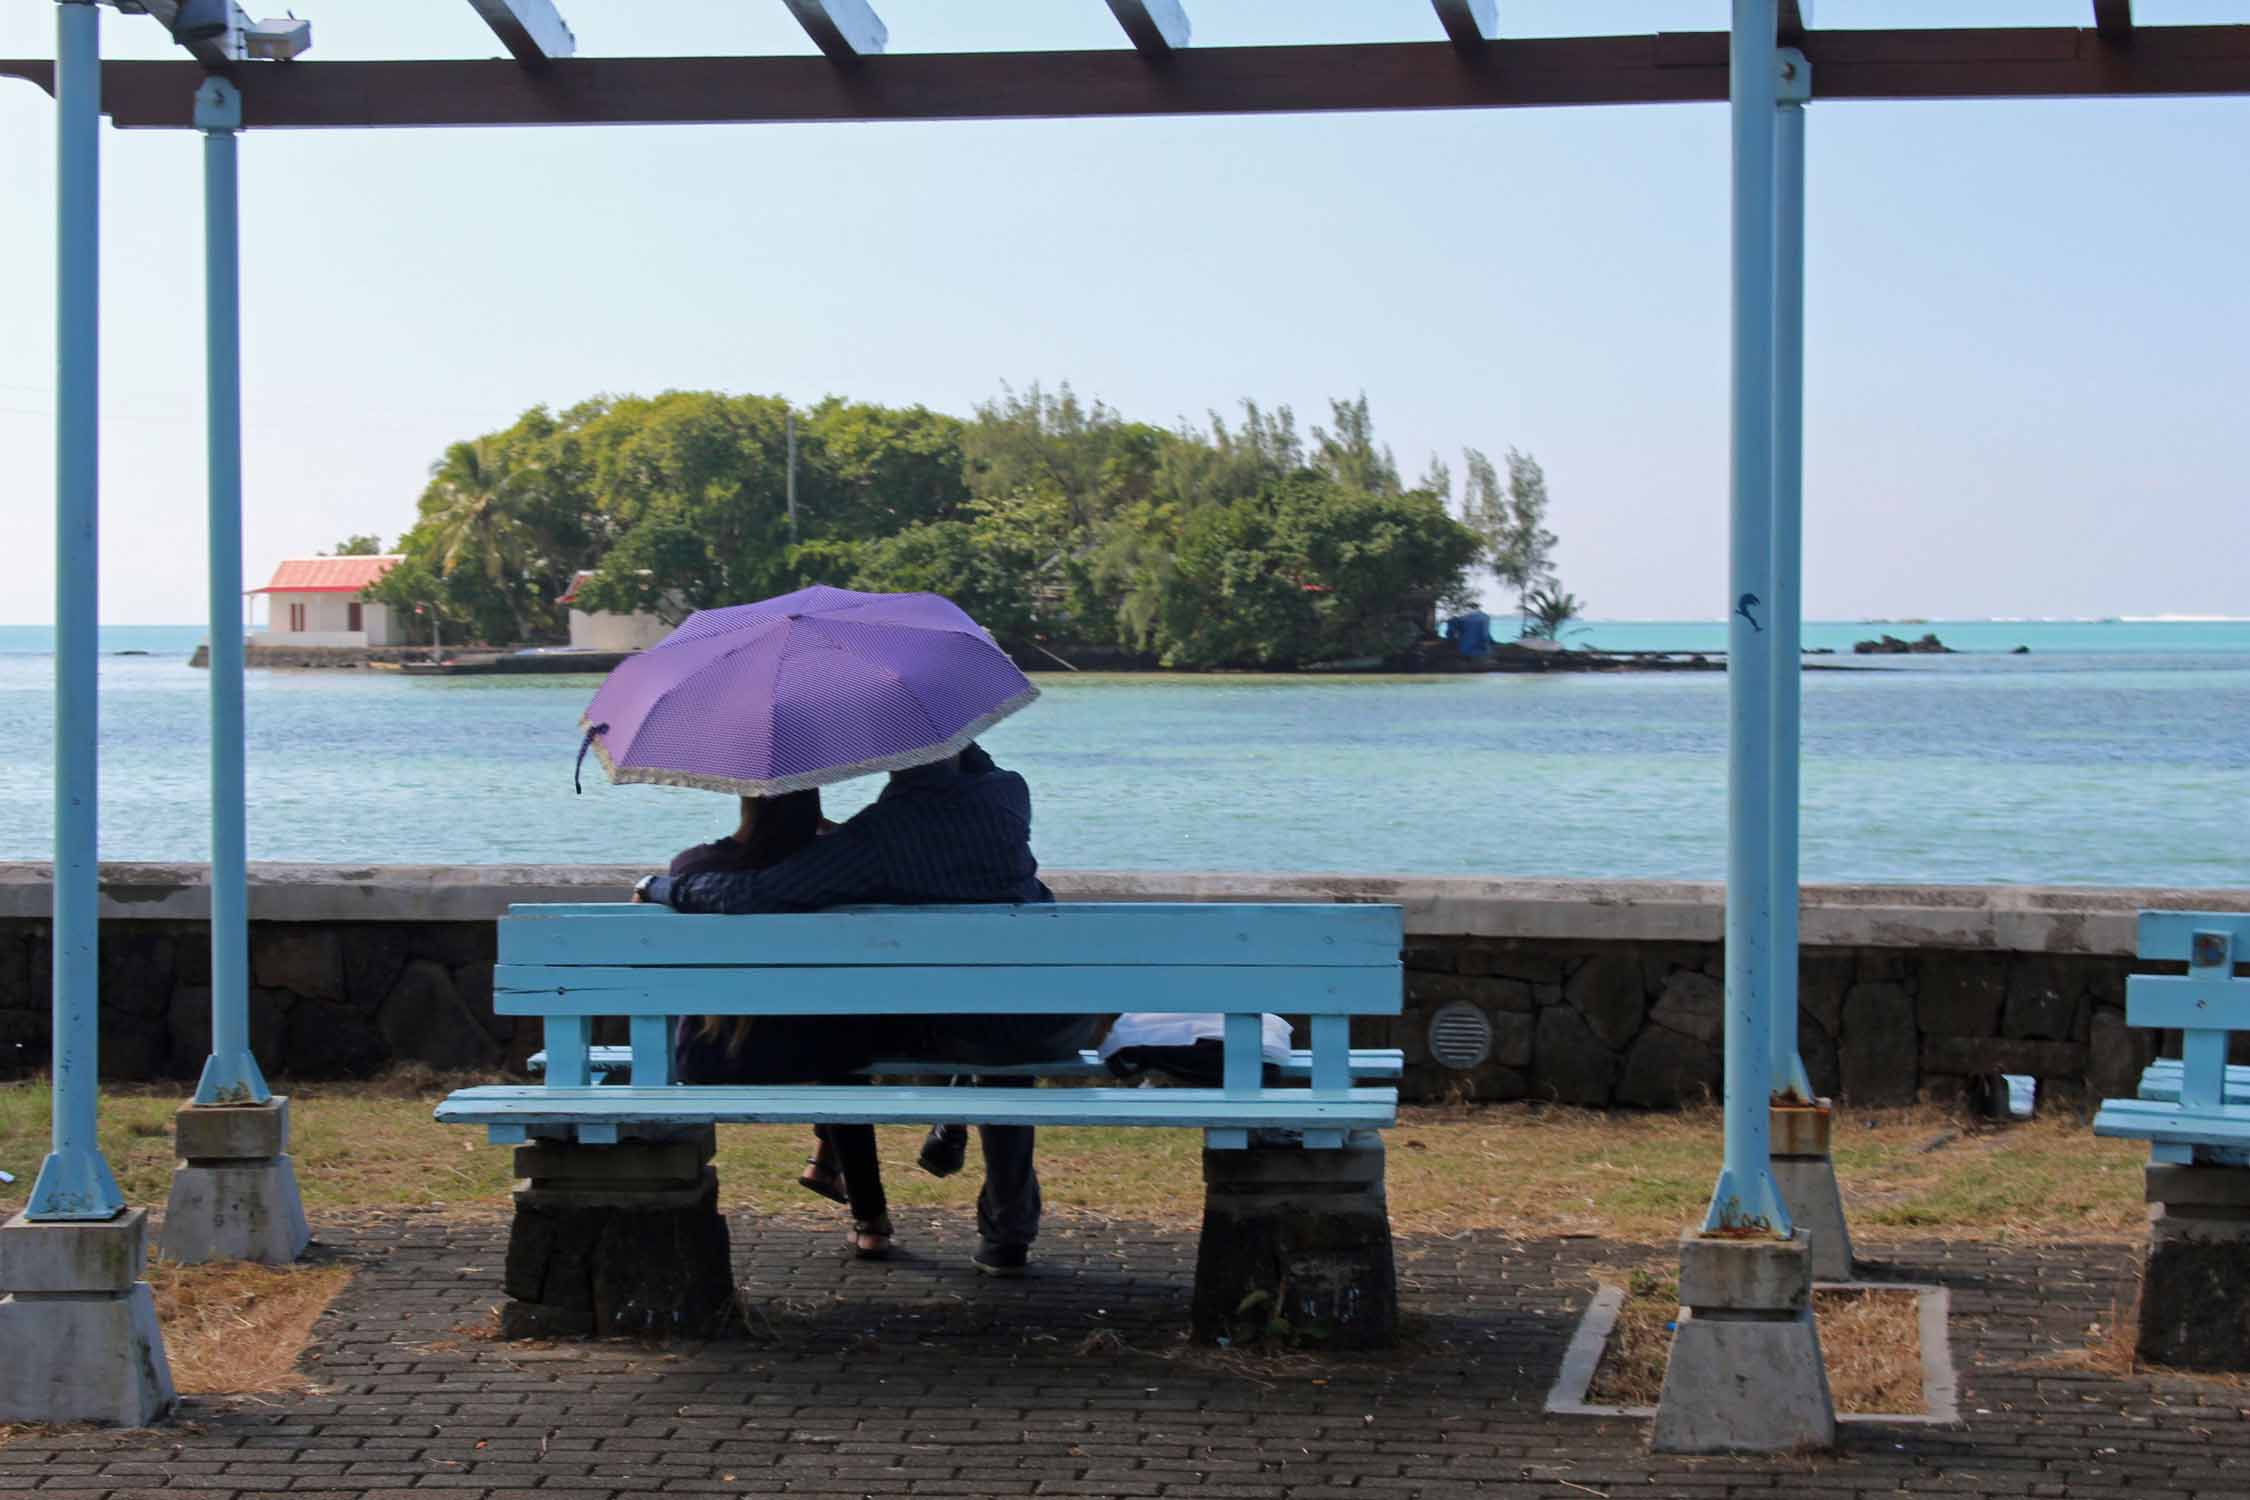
[2128, 912, 2250, 1113]
[498, 901, 1404, 1091]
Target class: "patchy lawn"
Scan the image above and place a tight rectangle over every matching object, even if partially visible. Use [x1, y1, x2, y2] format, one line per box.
[0, 1076, 2146, 1242]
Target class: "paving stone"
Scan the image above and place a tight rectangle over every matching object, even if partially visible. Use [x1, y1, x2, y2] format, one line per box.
[0, 1205, 2218, 1500]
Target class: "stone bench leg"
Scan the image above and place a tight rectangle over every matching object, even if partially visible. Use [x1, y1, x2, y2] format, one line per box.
[501, 1127, 738, 1339]
[2138, 1163, 2250, 1370]
[1191, 1129, 1397, 1349]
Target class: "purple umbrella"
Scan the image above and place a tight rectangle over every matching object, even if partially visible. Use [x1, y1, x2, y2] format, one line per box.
[577, 586, 1039, 796]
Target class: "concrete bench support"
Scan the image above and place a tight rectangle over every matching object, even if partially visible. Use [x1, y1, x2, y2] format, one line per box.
[1191, 1129, 1397, 1349]
[2138, 1163, 2250, 1369]
[1653, 1229, 1835, 1453]
[1770, 1101, 1854, 1282]
[0, 1208, 175, 1426]
[160, 1096, 310, 1266]
[500, 1127, 737, 1339]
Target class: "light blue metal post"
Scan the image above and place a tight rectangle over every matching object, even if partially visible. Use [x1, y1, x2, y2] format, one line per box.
[192, 76, 269, 1107]
[1704, 0, 1792, 1237]
[1769, 50, 1815, 1105]
[28, 0, 125, 1223]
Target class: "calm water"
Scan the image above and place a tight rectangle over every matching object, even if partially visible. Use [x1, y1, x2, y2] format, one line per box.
[2, 622, 2245, 887]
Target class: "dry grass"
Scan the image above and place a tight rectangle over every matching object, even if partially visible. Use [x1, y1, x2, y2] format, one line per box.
[1816, 1289, 1927, 1413]
[0, 1260, 351, 1450]
[1, 1076, 2146, 1243]
[1586, 1268, 1679, 1406]
[1587, 1271, 1924, 1414]
[146, 1260, 354, 1395]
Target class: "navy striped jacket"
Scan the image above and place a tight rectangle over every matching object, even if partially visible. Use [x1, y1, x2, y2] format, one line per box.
[643, 744, 1051, 914]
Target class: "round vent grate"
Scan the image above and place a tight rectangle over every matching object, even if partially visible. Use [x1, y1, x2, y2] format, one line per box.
[1428, 1001, 1494, 1071]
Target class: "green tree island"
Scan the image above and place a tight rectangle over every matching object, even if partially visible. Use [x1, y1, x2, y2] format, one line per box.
[366, 383, 1558, 670]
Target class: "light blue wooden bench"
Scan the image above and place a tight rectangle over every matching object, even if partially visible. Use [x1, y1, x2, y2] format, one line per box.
[2092, 913, 2250, 1164]
[439, 901, 1404, 1152]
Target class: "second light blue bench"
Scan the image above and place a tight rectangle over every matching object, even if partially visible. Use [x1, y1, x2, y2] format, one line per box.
[2092, 912, 2250, 1164]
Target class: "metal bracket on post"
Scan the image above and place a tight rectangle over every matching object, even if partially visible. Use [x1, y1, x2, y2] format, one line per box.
[193, 72, 240, 131]
[1778, 46, 1811, 106]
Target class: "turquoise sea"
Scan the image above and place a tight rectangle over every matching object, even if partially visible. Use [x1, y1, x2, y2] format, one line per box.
[1, 621, 2244, 887]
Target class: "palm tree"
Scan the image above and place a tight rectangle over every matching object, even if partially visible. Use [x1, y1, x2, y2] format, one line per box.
[1522, 585, 1586, 642]
[424, 439, 541, 643]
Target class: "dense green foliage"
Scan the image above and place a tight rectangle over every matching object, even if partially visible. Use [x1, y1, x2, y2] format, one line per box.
[365, 384, 1527, 669]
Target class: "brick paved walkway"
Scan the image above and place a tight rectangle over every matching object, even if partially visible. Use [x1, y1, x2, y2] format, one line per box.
[5, 1210, 2247, 1499]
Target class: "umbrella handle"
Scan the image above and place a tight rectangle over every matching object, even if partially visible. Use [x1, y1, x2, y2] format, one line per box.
[575, 723, 608, 795]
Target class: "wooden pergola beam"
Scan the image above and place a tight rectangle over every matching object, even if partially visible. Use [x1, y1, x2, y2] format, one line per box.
[782, 0, 888, 61]
[1779, 2, 1814, 45]
[1105, 0, 1189, 55]
[2094, 1, 2134, 43]
[1430, 0, 1497, 50]
[5, 28, 2246, 131]
[462, 0, 576, 62]
[118, 0, 247, 68]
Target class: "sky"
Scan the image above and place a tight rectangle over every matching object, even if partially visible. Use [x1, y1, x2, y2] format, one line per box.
[1, 1, 2246, 625]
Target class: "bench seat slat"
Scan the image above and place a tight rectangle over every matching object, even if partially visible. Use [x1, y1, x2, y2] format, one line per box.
[436, 1083, 1396, 1132]
[2092, 1097, 2250, 1148]
[501, 901, 1405, 969]
[2137, 1058, 2250, 1104]
[494, 963, 1400, 1017]
[528, 1045, 1408, 1081]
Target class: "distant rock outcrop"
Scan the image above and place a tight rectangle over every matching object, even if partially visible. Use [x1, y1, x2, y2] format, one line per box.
[1854, 632, 1954, 655]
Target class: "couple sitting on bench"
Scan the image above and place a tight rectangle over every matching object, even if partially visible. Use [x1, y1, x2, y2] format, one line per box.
[630, 743, 1092, 1277]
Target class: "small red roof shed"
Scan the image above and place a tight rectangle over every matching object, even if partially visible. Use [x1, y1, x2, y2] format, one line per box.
[249, 556, 402, 594]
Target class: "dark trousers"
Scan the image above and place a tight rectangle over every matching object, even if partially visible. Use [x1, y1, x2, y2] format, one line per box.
[675, 1016, 889, 1224]
[886, 1014, 1099, 1249]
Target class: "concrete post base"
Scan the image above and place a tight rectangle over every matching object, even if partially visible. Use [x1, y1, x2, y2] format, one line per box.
[0, 1208, 176, 1427]
[2137, 1164, 2250, 1370]
[501, 1128, 737, 1339]
[159, 1097, 310, 1265]
[1191, 1130, 1397, 1350]
[1652, 1229, 1836, 1454]
[1771, 1101, 1854, 1283]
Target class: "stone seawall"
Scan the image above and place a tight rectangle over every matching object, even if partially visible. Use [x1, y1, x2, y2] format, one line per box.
[2, 865, 2243, 1105]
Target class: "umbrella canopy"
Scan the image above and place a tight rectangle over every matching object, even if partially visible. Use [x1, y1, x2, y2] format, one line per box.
[579, 585, 1039, 796]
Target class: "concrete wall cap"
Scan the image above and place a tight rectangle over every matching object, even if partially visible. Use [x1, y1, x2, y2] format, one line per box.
[1, 862, 2240, 954]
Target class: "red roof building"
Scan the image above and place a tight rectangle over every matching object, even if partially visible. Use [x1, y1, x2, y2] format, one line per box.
[249, 555, 403, 595]
[250, 555, 409, 647]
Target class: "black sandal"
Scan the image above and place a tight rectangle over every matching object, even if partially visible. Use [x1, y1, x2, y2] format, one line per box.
[847, 1215, 894, 1260]
[798, 1155, 849, 1205]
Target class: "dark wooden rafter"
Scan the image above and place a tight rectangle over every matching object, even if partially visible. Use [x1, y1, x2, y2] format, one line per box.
[463, 0, 576, 62]
[2094, 1, 2134, 44]
[1105, 0, 1190, 55]
[4, 27, 2248, 131]
[1430, 0, 1497, 51]
[782, 0, 888, 62]
[1779, 2, 1813, 45]
[115, 0, 242, 68]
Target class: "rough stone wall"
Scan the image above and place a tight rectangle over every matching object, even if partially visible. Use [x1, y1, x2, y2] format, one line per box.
[0, 919, 519, 1083]
[0, 914, 2169, 1106]
[1380, 935, 2160, 1107]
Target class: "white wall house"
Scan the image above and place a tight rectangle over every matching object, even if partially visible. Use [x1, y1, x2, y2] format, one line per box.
[559, 571, 673, 652]
[250, 556, 408, 647]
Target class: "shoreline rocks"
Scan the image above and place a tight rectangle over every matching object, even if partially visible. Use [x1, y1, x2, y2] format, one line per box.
[1853, 632, 1954, 655]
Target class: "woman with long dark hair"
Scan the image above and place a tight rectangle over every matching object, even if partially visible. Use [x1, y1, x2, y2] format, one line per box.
[658, 790, 895, 1258]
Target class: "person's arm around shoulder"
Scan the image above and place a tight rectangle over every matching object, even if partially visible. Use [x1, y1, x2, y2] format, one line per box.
[656, 812, 888, 913]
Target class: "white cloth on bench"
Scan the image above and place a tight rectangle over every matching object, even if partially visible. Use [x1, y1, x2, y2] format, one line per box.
[1100, 1012, 1293, 1065]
